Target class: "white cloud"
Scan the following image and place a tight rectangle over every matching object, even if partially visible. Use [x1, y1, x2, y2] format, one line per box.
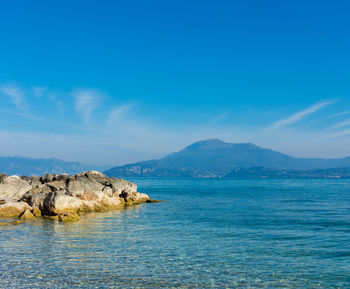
[1, 84, 27, 110]
[106, 105, 133, 125]
[210, 112, 227, 124]
[328, 110, 350, 119]
[317, 128, 350, 140]
[329, 118, 350, 130]
[73, 90, 101, 123]
[268, 100, 334, 130]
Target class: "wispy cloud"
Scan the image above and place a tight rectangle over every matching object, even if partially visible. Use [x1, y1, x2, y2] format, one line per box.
[106, 105, 133, 125]
[268, 100, 334, 130]
[328, 110, 350, 119]
[73, 90, 101, 124]
[0, 84, 27, 110]
[210, 112, 227, 124]
[318, 128, 350, 140]
[329, 118, 350, 130]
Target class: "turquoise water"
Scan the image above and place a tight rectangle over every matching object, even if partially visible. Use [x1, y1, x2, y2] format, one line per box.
[1, 178, 350, 288]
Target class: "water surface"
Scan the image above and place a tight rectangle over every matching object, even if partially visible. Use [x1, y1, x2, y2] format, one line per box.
[1, 178, 350, 288]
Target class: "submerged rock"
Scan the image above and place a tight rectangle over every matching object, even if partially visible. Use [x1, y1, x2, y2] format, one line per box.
[0, 171, 151, 222]
[58, 211, 80, 222]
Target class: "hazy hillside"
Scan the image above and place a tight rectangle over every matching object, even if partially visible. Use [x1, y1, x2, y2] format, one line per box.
[105, 139, 350, 178]
[226, 167, 350, 179]
[0, 156, 97, 176]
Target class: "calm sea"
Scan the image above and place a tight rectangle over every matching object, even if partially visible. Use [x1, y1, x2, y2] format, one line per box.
[1, 178, 350, 288]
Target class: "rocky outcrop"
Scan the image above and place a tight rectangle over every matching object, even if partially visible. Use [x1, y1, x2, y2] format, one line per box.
[0, 171, 151, 222]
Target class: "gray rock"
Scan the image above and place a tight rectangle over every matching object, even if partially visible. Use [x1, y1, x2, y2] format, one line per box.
[67, 178, 104, 197]
[0, 175, 32, 201]
[42, 191, 82, 215]
[47, 180, 67, 191]
[0, 171, 150, 219]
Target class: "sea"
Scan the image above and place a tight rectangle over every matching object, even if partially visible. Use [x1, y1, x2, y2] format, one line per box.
[0, 178, 349, 288]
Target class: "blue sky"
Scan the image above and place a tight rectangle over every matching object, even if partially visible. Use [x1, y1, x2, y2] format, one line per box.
[0, 0, 350, 165]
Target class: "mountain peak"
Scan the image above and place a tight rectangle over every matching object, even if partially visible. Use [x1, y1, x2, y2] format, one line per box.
[184, 139, 259, 151]
[183, 139, 230, 151]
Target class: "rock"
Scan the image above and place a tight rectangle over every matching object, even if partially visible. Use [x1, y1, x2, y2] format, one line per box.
[0, 201, 32, 217]
[0, 173, 7, 183]
[47, 180, 67, 191]
[19, 209, 35, 220]
[20, 187, 48, 212]
[20, 176, 31, 182]
[146, 199, 166, 203]
[102, 186, 113, 197]
[29, 176, 43, 188]
[127, 192, 150, 204]
[67, 178, 104, 197]
[40, 173, 55, 183]
[109, 178, 137, 196]
[58, 211, 80, 222]
[42, 191, 82, 215]
[54, 173, 70, 181]
[32, 207, 41, 217]
[0, 175, 32, 201]
[0, 171, 151, 221]
[77, 191, 100, 201]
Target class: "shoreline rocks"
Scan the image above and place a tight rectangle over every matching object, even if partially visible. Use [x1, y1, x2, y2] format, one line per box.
[0, 171, 151, 222]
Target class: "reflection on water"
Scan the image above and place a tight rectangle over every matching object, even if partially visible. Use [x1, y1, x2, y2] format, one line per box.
[1, 179, 350, 288]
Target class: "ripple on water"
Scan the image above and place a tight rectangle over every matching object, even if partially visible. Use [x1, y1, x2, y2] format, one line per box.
[1, 178, 350, 288]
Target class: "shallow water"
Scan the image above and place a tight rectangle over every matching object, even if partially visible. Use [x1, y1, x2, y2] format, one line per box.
[1, 178, 350, 288]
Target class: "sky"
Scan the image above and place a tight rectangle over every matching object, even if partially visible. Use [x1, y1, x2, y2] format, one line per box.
[0, 0, 350, 165]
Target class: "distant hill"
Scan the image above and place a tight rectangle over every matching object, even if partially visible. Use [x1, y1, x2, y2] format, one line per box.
[104, 139, 350, 178]
[0, 156, 98, 176]
[226, 167, 350, 179]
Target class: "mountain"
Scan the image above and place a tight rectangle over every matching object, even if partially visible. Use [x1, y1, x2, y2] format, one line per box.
[0, 156, 98, 176]
[104, 139, 350, 178]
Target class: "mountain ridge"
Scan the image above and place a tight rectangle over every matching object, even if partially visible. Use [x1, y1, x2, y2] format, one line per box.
[0, 156, 100, 176]
[104, 139, 350, 178]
